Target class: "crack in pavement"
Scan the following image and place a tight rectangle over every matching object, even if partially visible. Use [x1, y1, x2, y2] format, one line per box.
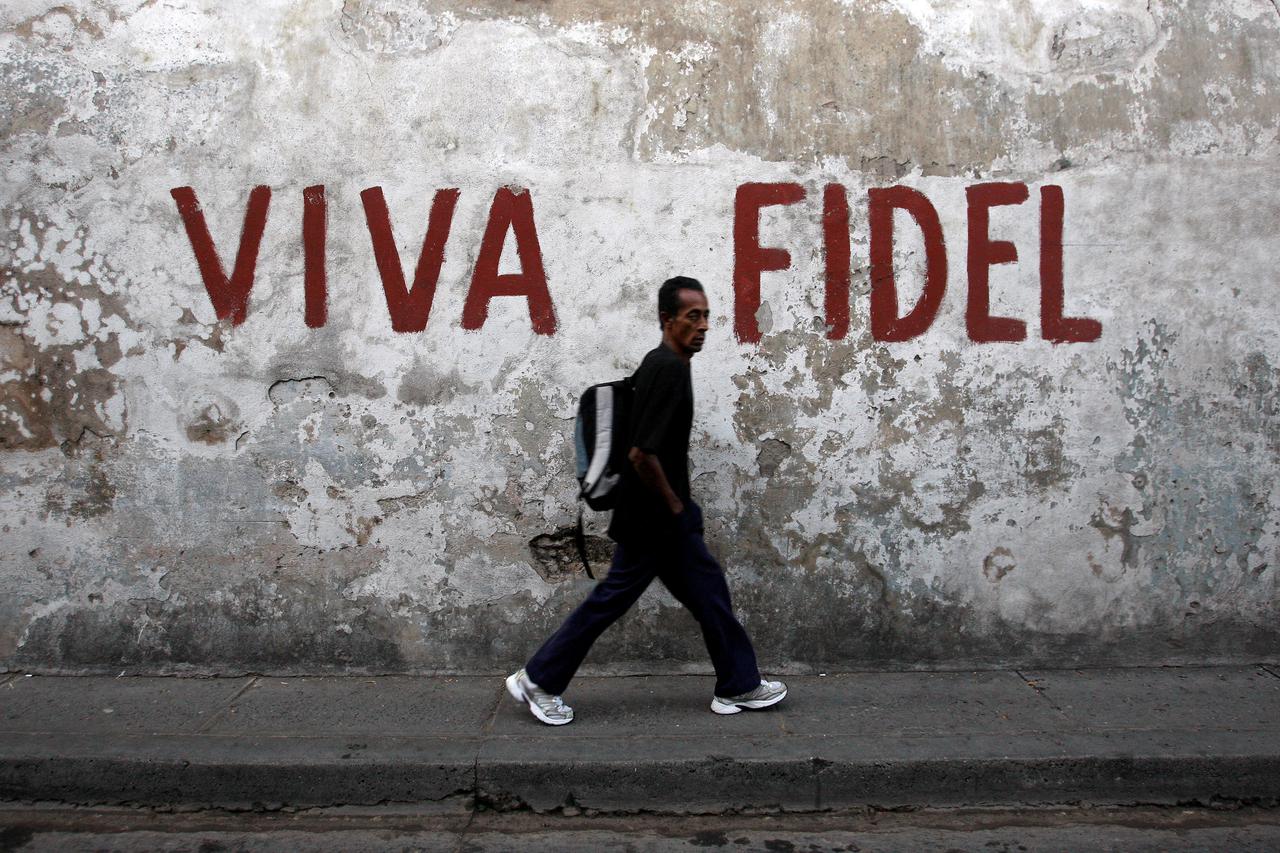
[456, 682, 509, 852]
[195, 676, 259, 734]
[1014, 670, 1070, 719]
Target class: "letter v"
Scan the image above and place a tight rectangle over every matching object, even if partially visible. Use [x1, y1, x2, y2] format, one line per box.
[170, 185, 271, 326]
[360, 187, 460, 333]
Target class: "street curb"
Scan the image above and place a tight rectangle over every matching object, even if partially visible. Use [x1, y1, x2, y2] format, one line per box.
[4, 750, 1279, 813]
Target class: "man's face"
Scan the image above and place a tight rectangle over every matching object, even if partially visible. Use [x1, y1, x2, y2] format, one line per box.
[663, 288, 710, 357]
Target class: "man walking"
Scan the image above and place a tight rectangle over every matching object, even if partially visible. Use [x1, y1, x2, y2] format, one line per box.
[506, 276, 787, 725]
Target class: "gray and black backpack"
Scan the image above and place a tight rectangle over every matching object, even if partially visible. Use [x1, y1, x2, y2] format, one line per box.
[571, 376, 634, 577]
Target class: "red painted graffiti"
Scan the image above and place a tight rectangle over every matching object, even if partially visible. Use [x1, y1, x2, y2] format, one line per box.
[360, 186, 460, 333]
[302, 184, 327, 329]
[966, 182, 1029, 342]
[461, 187, 556, 336]
[821, 184, 851, 341]
[733, 180, 1102, 344]
[171, 185, 552, 335]
[169, 185, 271, 326]
[732, 182, 806, 344]
[1039, 185, 1101, 344]
[171, 182, 1099, 343]
[868, 184, 947, 343]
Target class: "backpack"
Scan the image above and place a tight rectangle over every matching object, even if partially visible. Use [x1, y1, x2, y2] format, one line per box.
[571, 376, 634, 577]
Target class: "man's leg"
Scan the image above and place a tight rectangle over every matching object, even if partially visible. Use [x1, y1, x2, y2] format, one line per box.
[657, 523, 761, 699]
[524, 543, 657, 695]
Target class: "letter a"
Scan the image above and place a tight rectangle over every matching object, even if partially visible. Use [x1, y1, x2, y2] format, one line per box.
[461, 187, 557, 335]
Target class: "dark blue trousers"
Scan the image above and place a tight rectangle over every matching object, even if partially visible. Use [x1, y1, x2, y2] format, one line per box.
[525, 507, 760, 698]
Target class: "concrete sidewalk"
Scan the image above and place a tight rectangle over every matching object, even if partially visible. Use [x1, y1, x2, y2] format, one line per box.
[1, 666, 1278, 814]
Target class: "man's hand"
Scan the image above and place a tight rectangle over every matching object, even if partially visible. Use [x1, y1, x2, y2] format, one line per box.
[628, 447, 683, 516]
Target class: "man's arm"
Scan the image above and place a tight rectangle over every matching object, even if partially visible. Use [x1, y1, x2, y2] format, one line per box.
[628, 447, 683, 516]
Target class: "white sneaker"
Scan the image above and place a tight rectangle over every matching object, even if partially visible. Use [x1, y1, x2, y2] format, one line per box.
[711, 678, 788, 715]
[505, 667, 574, 726]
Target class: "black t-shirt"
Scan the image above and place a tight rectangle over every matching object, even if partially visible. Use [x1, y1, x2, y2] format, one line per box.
[606, 343, 694, 544]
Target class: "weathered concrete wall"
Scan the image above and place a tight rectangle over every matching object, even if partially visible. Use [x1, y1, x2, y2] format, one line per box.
[1, 0, 1277, 674]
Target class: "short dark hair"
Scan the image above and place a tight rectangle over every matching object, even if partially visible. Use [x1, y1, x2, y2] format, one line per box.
[657, 276, 704, 326]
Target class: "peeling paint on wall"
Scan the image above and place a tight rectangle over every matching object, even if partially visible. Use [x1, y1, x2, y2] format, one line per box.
[1, 0, 1278, 674]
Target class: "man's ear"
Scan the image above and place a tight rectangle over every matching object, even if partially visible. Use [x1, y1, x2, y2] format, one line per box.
[658, 311, 671, 329]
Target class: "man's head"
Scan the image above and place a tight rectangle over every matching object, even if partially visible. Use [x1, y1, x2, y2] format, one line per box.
[657, 276, 709, 359]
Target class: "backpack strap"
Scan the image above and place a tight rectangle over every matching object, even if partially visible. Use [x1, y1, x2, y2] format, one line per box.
[574, 502, 595, 580]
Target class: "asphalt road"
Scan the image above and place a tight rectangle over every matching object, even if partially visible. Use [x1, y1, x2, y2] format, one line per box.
[4, 804, 1280, 852]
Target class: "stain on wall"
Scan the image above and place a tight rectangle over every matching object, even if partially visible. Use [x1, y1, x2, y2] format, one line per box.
[1, 0, 1277, 674]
